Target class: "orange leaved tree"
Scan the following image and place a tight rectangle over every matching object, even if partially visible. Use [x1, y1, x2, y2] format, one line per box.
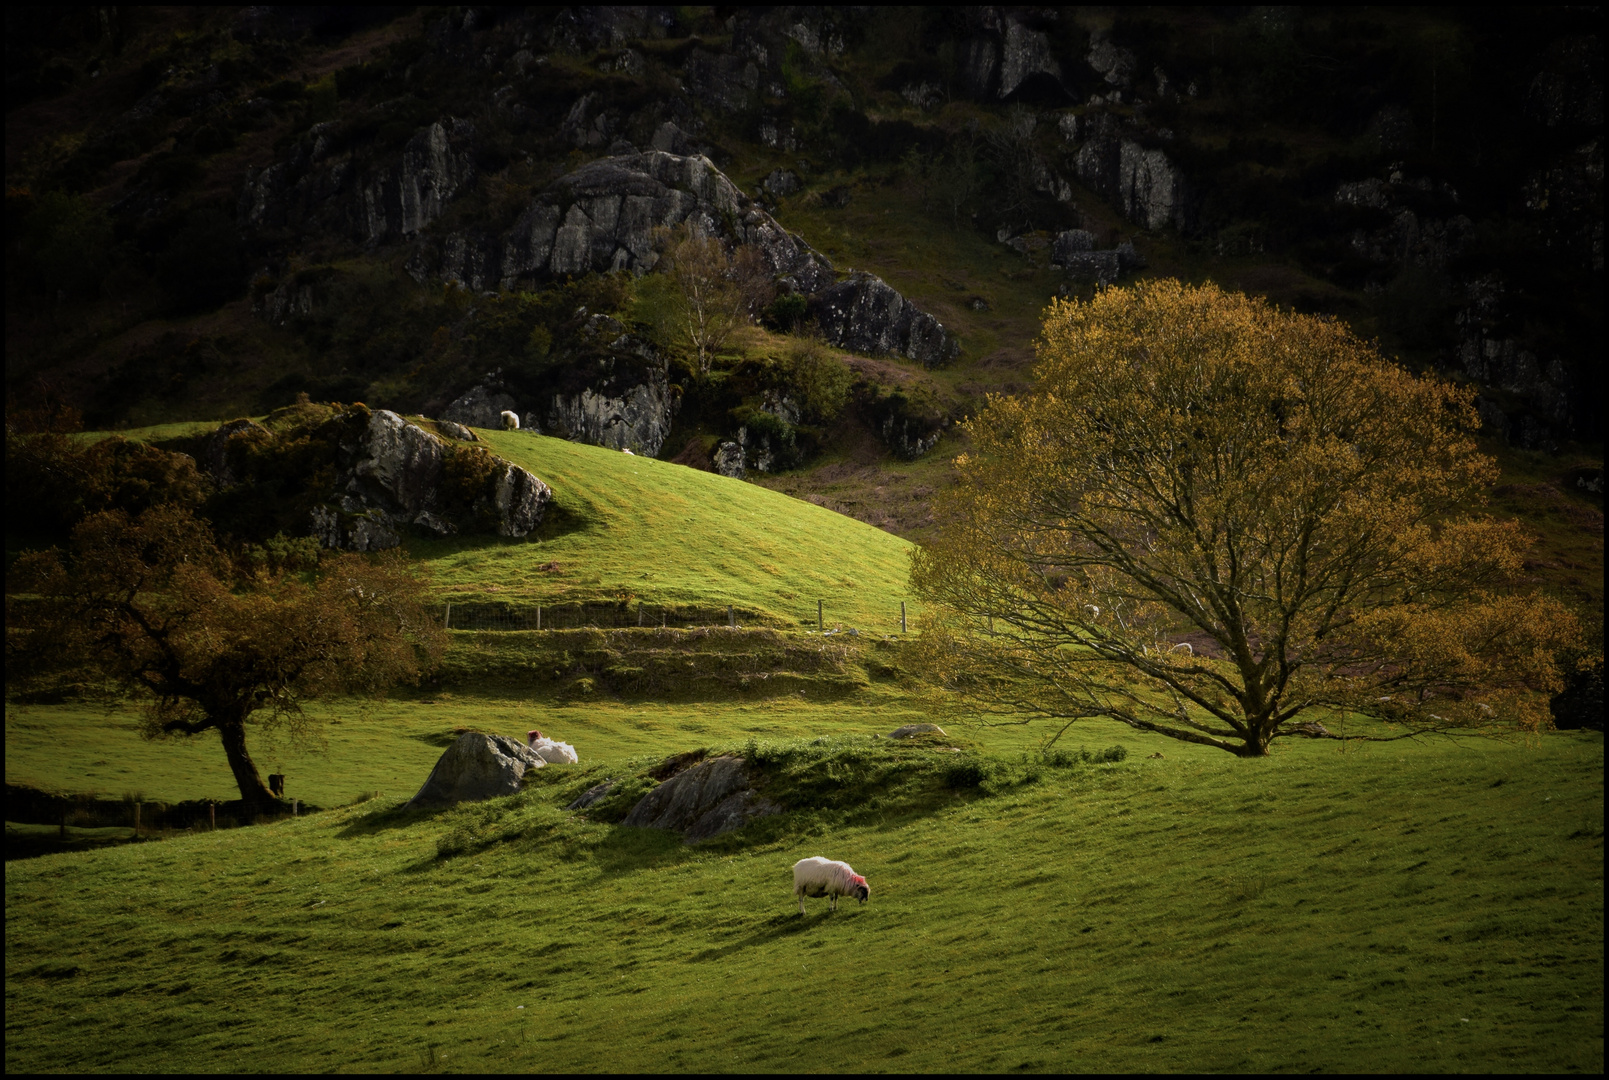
[911, 280, 1578, 756]
[9, 505, 445, 810]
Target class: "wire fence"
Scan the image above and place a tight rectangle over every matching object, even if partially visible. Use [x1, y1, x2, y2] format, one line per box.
[439, 600, 911, 633]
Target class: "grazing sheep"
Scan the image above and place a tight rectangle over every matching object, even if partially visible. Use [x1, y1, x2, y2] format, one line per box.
[622, 448, 635, 455]
[793, 856, 869, 914]
[500, 410, 520, 430]
[526, 729, 579, 764]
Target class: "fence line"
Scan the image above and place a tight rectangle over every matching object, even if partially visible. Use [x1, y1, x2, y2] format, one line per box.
[437, 600, 912, 633]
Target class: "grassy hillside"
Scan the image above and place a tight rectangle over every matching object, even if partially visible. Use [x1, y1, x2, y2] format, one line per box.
[5, 709, 1602, 1073]
[417, 428, 920, 631]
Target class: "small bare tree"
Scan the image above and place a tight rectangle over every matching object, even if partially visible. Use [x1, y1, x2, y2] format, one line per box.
[653, 224, 772, 379]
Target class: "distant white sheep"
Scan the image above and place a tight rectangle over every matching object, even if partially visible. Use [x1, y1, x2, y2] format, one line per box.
[526, 729, 578, 764]
[500, 410, 520, 430]
[793, 856, 869, 914]
[622, 448, 635, 455]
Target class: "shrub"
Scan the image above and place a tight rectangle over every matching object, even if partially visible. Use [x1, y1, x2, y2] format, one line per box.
[763, 294, 809, 333]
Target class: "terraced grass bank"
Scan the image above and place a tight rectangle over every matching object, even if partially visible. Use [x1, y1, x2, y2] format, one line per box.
[5, 713, 1602, 1073]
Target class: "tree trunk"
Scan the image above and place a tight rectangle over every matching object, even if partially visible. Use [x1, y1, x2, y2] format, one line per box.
[216, 718, 279, 813]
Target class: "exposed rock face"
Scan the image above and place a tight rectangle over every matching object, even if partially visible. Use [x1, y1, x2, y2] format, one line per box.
[1086, 30, 1137, 91]
[713, 440, 746, 479]
[620, 755, 779, 843]
[1053, 239, 1145, 285]
[812, 273, 961, 367]
[762, 167, 802, 197]
[409, 150, 958, 369]
[290, 408, 552, 550]
[240, 118, 476, 245]
[410, 733, 544, 807]
[424, 151, 837, 296]
[442, 384, 520, 429]
[999, 20, 1061, 98]
[1071, 112, 1192, 232]
[435, 420, 479, 442]
[1050, 229, 1096, 263]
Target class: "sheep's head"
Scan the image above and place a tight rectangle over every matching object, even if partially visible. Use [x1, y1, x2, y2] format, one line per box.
[852, 875, 869, 903]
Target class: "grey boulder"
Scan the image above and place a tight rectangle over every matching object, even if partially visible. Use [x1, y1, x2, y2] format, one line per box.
[410, 732, 544, 807]
[889, 724, 948, 738]
[621, 755, 779, 843]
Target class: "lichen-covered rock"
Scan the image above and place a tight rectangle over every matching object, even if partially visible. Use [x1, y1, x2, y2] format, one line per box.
[889, 724, 947, 738]
[240, 118, 476, 245]
[410, 732, 544, 807]
[349, 408, 444, 518]
[620, 755, 779, 842]
[1086, 30, 1137, 90]
[417, 150, 946, 359]
[1051, 229, 1096, 264]
[1072, 112, 1192, 233]
[713, 440, 746, 479]
[442, 385, 520, 429]
[435, 420, 479, 442]
[493, 463, 551, 537]
[999, 19, 1061, 98]
[812, 273, 960, 367]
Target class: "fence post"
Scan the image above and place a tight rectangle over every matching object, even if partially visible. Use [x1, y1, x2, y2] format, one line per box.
[292, 799, 299, 817]
[638, 603, 643, 627]
[661, 609, 666, 628]
[728, 605, 734, 628]
[537, 605, 542, 631]
[210, 803, 216, 831]
[444, 601, 451, 629]
[818, 599, 823, 631]
[901, 601, 907, 633]
[134, 801, 141, 836]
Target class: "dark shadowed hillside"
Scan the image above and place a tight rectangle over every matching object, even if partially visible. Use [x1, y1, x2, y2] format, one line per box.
[5, 7, 1601, 562]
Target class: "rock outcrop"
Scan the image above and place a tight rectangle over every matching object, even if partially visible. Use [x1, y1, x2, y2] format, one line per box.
[240, 118, 477, 245]
[1070, 112, 1192, 233]
[811, 273, 960, 367]
[410, 732, 545, 807]
[410, 150, 958, 366]
[207, 407, 551, 551]
[1051, 233, 1145, 285]
[620, 754, 779, 843]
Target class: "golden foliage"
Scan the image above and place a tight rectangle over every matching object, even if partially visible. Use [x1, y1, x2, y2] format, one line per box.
[8, 505, 446, 806]
[911, 280, 1579, 756]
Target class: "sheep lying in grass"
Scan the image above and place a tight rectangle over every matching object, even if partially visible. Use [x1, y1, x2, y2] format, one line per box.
[793, 856, 869, 914]
[526, 729, 578, 764]
[500, 410, 520, 430]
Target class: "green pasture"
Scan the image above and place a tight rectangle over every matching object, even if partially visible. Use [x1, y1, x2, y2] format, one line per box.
[414, 429, 918, 629]
[5, 707, 1602, 1073]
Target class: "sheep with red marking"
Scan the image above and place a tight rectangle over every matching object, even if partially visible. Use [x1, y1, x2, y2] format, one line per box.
[793, 856, 869, 914]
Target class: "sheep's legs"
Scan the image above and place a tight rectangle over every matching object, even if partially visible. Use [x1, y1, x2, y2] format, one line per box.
[797, 895, 805, 915]
[830, 895, 838, 912]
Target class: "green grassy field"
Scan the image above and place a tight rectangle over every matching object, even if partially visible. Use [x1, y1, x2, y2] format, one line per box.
[5, 700, 1602, 1073]
[413, 429, 919, 630]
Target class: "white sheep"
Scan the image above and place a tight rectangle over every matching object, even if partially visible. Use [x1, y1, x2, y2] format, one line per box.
[622, 447, 635, 455]
[793, 856, 869, 914]
[500, 410, 520, 430]
[526, 729, 579, 764]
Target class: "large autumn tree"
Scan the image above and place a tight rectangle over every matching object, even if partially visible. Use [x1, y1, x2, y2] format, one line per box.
[9, 504, 445, 810]
[912, 280, 1578, 756]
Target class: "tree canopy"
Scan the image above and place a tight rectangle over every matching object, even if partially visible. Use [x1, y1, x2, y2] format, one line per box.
[911, 280, 1578, 756]
[9, 504, 445, 810]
